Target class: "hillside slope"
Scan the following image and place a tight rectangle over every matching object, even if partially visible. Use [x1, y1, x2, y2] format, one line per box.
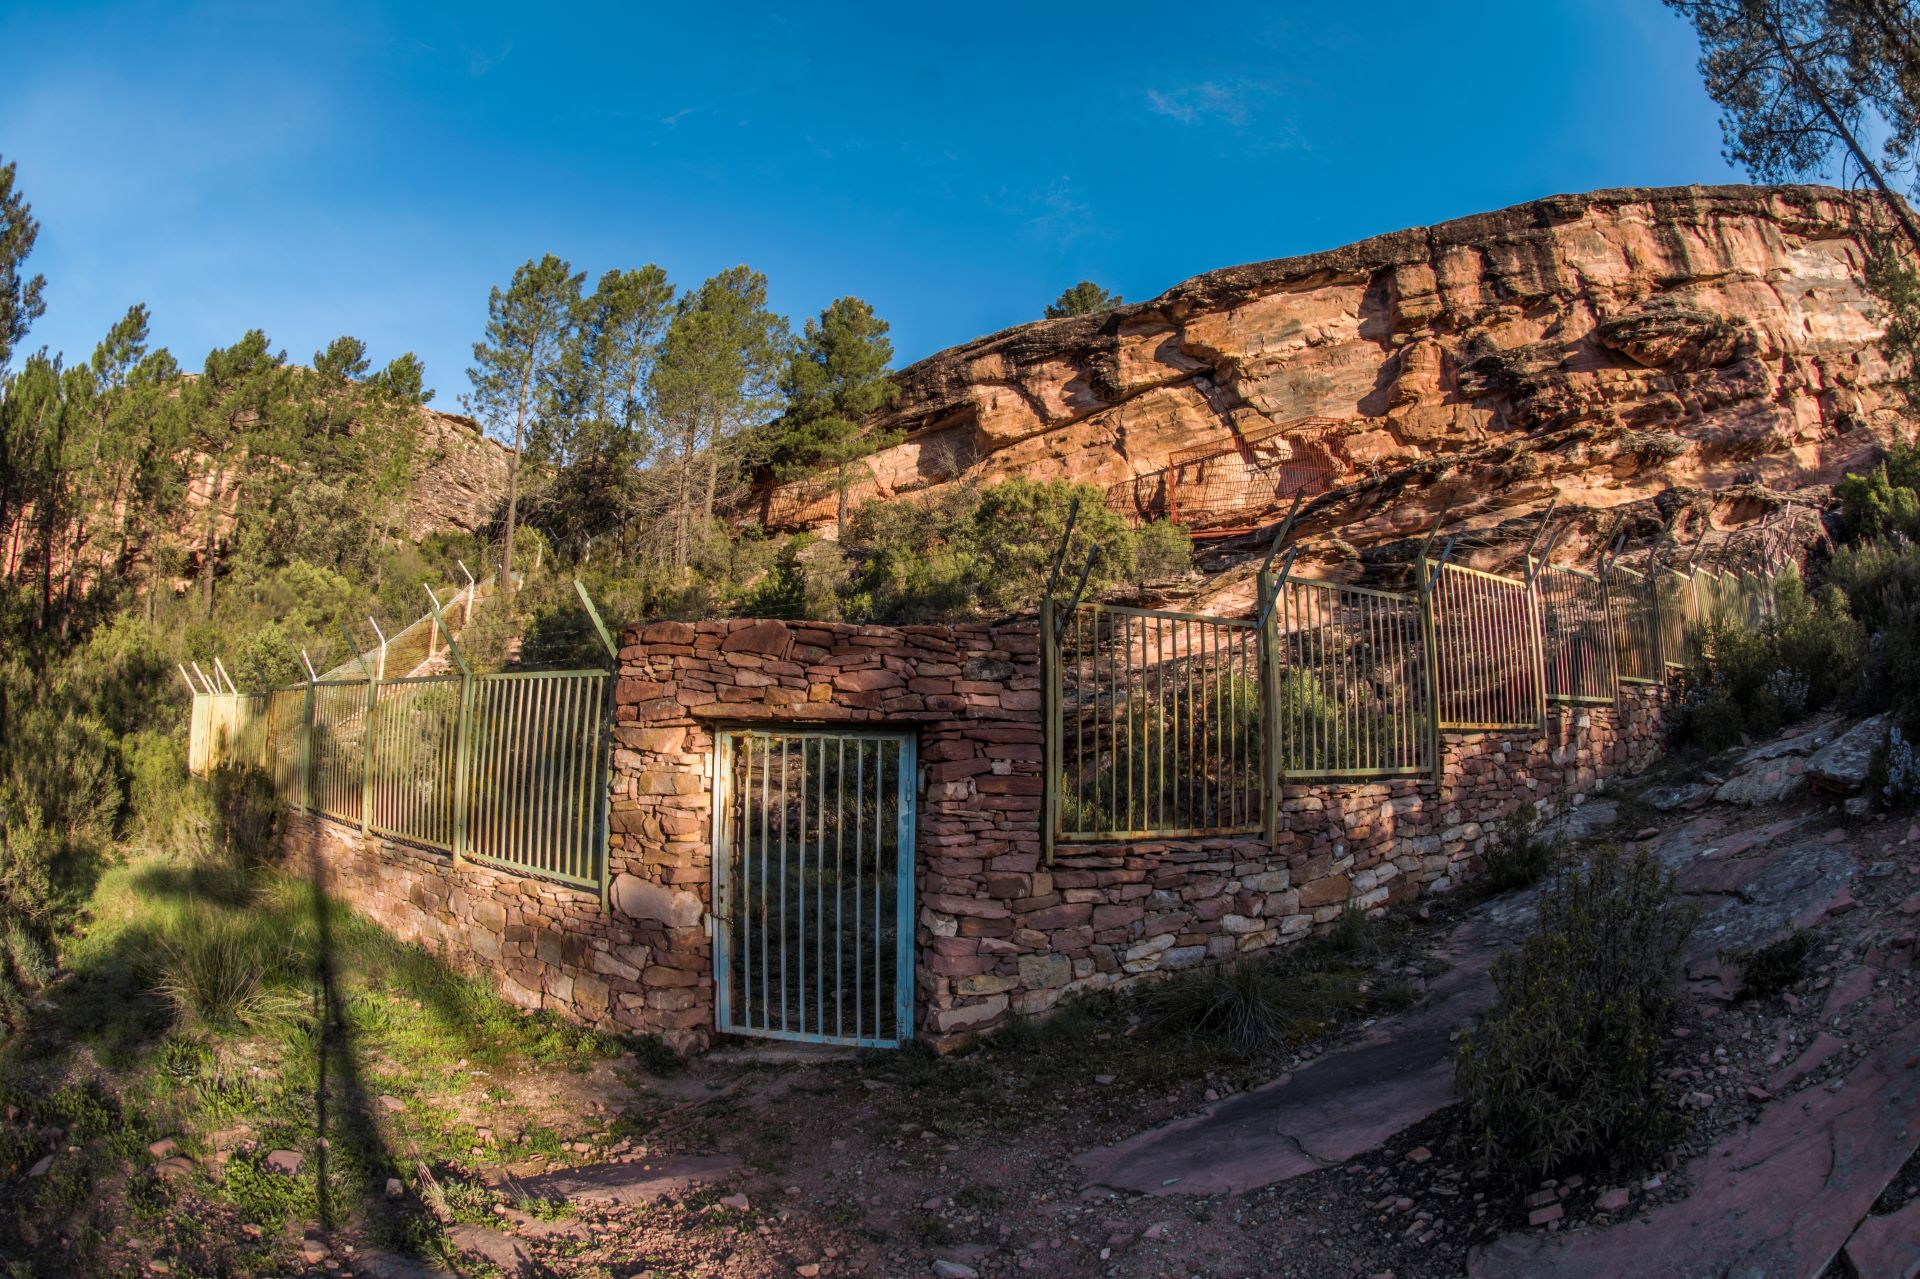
[770, 184, 1908, 569]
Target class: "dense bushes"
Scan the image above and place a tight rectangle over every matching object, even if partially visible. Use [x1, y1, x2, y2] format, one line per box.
[837, 477, 1191, 623]
[1827, 536, 1920, 737]
[1681, 566, 1864, 750]
[1454, 848, 1697, 1182]
[1837, 436, 1920, 541]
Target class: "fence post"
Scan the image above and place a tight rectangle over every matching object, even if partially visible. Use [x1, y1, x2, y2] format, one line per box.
[298, 650, 319, 814]
[1258, 569, 1281, 847]
[575, 580, 619, 911]
[426, 592, 476, 869]
[1417, 555, 1445, 789]
[1040, 593, 1057, 866]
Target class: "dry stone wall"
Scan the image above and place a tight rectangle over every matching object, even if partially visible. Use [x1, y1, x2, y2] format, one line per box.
[285, 617, 1673, 1053]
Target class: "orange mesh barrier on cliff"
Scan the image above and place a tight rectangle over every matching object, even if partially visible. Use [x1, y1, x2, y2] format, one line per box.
[759, 464, 884, 530]
[1104, 418, 1348, 533]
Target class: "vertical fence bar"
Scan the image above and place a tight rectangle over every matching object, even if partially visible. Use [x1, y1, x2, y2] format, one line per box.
[1259, 570, 1280, 845]
[1419, 557, 1444, 787]
[1040, 595, 1057, 863]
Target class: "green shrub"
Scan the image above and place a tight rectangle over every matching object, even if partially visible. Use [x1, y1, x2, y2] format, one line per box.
[1480, 803, 1565, 893]
[840, 477, 1193, 622]
[1837, 437, 1920, 542]
[1681, 567, 1863, 749]
[1828, 538, 1920, 733]
[1455, 848, 1697, 1183]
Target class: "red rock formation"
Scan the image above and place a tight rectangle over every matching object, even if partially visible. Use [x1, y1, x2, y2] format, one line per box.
[399, 407, 513, 540]
[770, 184, 1911, 573]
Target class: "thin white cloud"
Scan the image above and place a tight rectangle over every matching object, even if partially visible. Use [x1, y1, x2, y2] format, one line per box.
[1146, 81, 1251, 128]
[660, 106, 702, 127]
[1029, 177, 1095, 247]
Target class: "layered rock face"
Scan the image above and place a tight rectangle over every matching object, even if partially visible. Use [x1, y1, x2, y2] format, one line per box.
[400, 407, 512, 539]
[774, 185, 1910, 570]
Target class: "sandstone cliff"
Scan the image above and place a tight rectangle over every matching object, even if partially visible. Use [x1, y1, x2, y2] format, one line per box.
[400, 407, 512, 540]
[770, 185, 1910, 579]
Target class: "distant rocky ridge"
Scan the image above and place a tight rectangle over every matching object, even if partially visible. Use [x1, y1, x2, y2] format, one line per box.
[768, 184, 1911, 577]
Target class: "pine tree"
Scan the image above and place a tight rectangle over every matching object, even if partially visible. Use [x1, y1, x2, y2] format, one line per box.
[1045, 281, 1123, 318]
[533, 266, 676, 558]
[649, 267, 790, 567]
[0, 155, 45, 376]
[1667, 0, 1920, 254]
[770, 297, 900, 534]
[464, 255, 584, 589]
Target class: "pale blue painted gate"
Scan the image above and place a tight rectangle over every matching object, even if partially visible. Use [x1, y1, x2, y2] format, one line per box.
[711, 729, 917, 1048]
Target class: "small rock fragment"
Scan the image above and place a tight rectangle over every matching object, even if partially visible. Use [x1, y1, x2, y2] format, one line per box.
[1594, 1187, 1630, 1214]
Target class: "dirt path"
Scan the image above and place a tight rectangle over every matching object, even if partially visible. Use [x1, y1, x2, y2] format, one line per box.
[409, 722, 1920, 1279]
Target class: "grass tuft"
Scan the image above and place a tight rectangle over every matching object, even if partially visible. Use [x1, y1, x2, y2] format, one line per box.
[1732, 931, 1811, 1000]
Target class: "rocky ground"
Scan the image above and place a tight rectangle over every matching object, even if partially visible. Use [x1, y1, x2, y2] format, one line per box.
[20, 714, 1920, 1279]
[317, 718, 1920, 1276]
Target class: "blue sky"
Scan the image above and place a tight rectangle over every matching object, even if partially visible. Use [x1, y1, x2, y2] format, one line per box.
[1, 1, 1744, 406]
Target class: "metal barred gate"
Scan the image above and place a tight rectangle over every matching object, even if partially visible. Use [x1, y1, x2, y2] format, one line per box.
[712, 729, 917, 1048]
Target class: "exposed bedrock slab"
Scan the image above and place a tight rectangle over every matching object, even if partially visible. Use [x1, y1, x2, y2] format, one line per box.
[1807, 714, 1893, 791]
[1712, 759, 1808, 807]
[500, 1154, 738, 1206]
[1843, 1195, 1920, 1279]
[1467, 1020, 1920, 1279]
[1074, 928, 1502, 1196]
[1666, 813, 1854, 970]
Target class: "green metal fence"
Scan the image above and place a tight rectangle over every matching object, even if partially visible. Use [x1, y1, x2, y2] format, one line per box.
[1269, 577, 1430, 780]
[1049, 601, 1263, 841]
[1657, 568, 1696, 669]
[311, 680, 370, 824]
[465, 671, 609, 889]
[1534, 560, 1617, 705]
[1607, 565, 1662, 685]
[192, 662, 612, 897]
[1426, 561, 1545, 732]
[367, 675, 464, 853]
[1043, 540, 1782, 848]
